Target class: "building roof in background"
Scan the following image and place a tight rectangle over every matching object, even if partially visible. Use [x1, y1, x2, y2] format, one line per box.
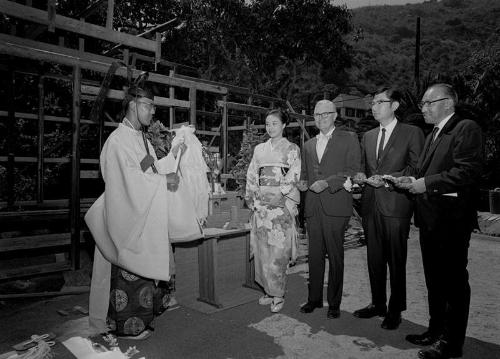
[333, 93, 371, 110]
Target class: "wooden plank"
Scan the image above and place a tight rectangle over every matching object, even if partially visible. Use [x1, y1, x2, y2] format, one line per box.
[0, 261, 71, 281]
[221, 96, 228, 172]
[70, 65, 81, 270]
[0, 198, 96, 209]
[189, 87, 196, 125]
[0, 110, 118, 126]
[0, 232, 87, 252]
[106, 0, 114, 29]
[81, 85, 190, 108]
[176, 74, 285, 104]
[80, 170, 99, 179]
[0, 0, 156, 52]
[36, 75, 44, 204]
[0, 33, 227, 94]
[155, 31, 161, 65]
[216, 101, 270, 114]
[0, 286, 89, 299]
[6, 61, 15, 208]
[47, 0, 56, 32]
[195, 130, 219, 136]
[0, 157, 99, 164]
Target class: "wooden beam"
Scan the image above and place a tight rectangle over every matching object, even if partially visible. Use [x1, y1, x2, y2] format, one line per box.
[0, 261, 72, 281]
[37, 75, 45, 204]
[106, 0, 114, 29]
[0, 232, 86, 252]
[189, 87, 196, 125]
[0, 33, 227, 94]
[0, 110, 119, 127]
[81, 85, 190, 108]
[0, 287, 89, 299]
[76, 0, 107, 19]
[155, 31, 161, 66]
[0, 198, 96, 209]
[216, 101, 270, 114]
[6, 60, 15, 208]
[47, 0, 56, 32]
[169, 69, 175, 128]
[0, 0, 156, 53]
[221, 96, 228, 172]
[70, 65, 81, 270]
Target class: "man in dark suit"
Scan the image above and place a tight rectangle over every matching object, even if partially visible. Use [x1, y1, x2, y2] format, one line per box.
[397, 84, 483, 359]
[353, 87, 424, 330]
[297, 99, 361, 319]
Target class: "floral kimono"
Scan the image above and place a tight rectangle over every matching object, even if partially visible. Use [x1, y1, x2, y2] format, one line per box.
[245, 138, 301, 297]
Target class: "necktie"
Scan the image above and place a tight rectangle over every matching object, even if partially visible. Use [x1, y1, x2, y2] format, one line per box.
[377, 128, 386, 162]
[430, 126, 439, 143]
[423, 127, 439, 159]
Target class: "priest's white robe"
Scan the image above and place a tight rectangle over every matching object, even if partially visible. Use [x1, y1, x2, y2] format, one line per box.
[86, 122, 202, 332]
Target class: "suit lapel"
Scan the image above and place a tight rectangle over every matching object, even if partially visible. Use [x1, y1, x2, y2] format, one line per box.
[310, 137, 320, 165]
[366, 129, 378, 169]
[419, 114, 460, 174]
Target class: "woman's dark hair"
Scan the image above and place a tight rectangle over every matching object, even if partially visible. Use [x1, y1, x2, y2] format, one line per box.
[265, 108, 290, 126]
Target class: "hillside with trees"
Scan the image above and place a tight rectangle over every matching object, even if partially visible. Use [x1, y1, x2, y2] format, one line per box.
[347, 0, 500, 92]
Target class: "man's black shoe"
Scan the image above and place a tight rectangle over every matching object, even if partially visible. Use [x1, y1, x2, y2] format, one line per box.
[300, 301, 323, 313]
[353, 304, 386, 318]
[327, 307, 340, 319]
[417, 340, 463, 359]
[381, 312, 401, 330]
[406, 331, 441, 346]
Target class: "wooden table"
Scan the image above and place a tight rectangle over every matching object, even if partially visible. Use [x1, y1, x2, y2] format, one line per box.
[173, 227, 260, 310]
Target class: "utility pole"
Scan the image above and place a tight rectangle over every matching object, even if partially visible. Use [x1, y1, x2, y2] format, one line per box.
[414, 16, 421, 95]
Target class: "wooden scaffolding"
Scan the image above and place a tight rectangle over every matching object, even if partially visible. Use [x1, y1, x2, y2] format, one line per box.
[0, 0, 315, 281]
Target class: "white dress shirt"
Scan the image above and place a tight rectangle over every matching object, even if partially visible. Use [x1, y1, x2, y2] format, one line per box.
[316, 127, 335, 162]
[433, 112, 454, 140]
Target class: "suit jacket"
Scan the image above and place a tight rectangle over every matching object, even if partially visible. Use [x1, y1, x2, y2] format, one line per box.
[301, 129, 361, 217]
[413, 114, 483, 231]
[360, 122, 424, 218]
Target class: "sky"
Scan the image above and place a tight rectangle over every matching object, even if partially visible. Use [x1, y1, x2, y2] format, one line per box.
[340, 0, 427, 8]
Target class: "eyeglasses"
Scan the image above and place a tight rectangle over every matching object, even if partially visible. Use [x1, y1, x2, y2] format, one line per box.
[137, 100, 156, 111]
[314, 112, 335, 119]
[370, 100, 391, 107]
[418, 98, 449, 110]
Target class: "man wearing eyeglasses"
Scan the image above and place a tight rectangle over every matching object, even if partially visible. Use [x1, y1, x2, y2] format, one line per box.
[86, 86, 200, 340]
[297, 99, 361, 319]
[352, 87, 424, 330]
[396, 84, 483, 359]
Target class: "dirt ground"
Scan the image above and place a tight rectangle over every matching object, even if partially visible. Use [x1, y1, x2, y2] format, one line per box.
[0, 227, 499, 358]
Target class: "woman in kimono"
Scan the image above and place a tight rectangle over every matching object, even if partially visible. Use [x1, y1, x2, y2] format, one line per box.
[245, 109, 301, 313]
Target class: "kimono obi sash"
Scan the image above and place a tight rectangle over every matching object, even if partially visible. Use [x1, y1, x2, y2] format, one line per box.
[258, 165, 289, 186]
[257, 164, 289, 207]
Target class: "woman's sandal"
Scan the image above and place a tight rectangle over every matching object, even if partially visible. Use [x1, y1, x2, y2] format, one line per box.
[258, 294, 273, 305]
[270, 297, 284, 313]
